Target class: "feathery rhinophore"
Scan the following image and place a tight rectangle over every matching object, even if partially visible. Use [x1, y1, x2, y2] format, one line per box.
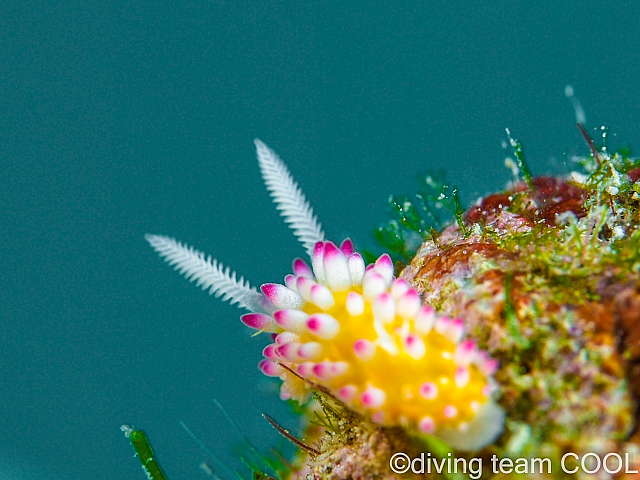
[254, 139, 325, 256]
[145, 234, 270, 313]
[146, 140, 324, 313]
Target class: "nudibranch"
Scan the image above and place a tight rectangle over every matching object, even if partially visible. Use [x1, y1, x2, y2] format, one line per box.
[146, 140, 504, 451]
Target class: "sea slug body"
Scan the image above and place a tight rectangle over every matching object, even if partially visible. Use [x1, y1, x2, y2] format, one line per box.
[146, 139, 505, 452]
[250, 239, 505, 450]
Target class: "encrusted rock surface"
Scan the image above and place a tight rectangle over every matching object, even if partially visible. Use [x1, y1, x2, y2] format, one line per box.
[293, 151, 640, 479]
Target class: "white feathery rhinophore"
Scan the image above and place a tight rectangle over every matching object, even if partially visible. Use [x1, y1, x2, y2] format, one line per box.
[254, 139, 325, 256]
[145, 234, 272, 313]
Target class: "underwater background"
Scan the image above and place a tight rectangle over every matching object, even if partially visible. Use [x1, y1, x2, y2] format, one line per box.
[2, 1, 640, 479]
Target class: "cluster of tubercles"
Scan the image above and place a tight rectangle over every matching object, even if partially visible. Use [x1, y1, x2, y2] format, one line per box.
[241, 239, 504, 450]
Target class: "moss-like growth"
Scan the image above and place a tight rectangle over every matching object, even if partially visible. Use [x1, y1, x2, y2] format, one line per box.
[286, 131, 640, 479]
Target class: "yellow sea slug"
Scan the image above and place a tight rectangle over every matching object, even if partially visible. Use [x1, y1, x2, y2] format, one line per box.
[249, 238, 504, 450]
[147, 139, 504, 451]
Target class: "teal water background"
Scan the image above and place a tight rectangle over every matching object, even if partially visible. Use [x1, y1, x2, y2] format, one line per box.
[2, 2, 640, 479]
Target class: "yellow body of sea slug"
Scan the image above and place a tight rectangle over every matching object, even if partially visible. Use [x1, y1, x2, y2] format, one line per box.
[146, 139, 504, 451]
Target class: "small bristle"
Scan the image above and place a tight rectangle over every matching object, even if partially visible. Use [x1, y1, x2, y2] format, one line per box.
[415, 305, 436, 334]
[446, 318, 465, 343]
[273, 309, 309, 334]
[306, 313, 340, 340]
[275, 332, 300, 344]
[323, 242, 351, 292]
[310, 284, 335, 310]
[293, 258, 313, 278]
[311, 242, 326, 284]
[443, 405, 458, 419]
[340, 238, 354, 256]
[275, 342, 303, 362]
[482, 384, 497, 396]
[418, 416, 436, 434]
[419, 381, 438, 400]
[373, 253, 394, 286]
[295, 276, 314, 302]
[361, 385, 386, 408]
[337, 384, 358, 402]
[259, 359, 284, 377]
[279, 389, 291, 401]
[435, 316, 451, 335]
[240, 313, 277, 332]
[362, 271, 386, 299]
[284, 274, 297, 291]
[454, 366, 470, 388]
[297, 341, 322, 360]
[397, 289, 421, 318]
[353, 338, 376, 362]
[330, 361, 349, 376]
[346, 291, 365, 316]
[297, 362, 315, 376]
[477, 354, 499, 376]
[454, 340, 477, 365]
[403, 333, 426, 360]
[371, 411, 385, 424]
[261, 283, 304, 309]
[390, 278, 410, 298]
[262, 343, 278, 360]
[312, 361, 347, 380]
[348, 253, 365, 286]
[312, 361, 330, 379]
[372, 292, 395, 324]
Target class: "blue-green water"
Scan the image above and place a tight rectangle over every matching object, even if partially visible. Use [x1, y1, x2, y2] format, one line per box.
[2, 1, 640, 479]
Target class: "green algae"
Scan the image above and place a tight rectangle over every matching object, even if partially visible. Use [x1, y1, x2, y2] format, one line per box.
[122, 426, 169, 480]
[375, 172, 467, 264]
[506, 128, 534, 189]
